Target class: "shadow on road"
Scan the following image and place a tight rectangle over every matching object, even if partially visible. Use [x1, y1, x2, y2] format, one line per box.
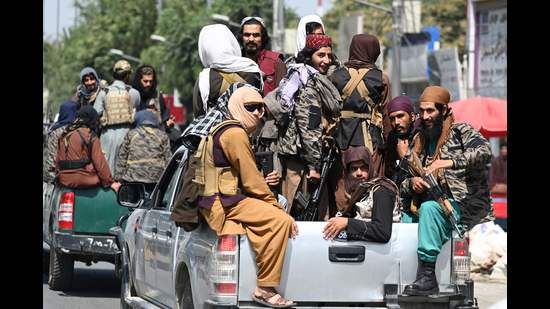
[43, 264, 120, 299]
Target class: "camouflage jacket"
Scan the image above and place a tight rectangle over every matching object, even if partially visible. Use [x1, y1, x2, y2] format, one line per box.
[43, 126, 65, 183]
[114, 126, 172, 183]
[277, 74, 342, 170]
[400, 122, 493, 229]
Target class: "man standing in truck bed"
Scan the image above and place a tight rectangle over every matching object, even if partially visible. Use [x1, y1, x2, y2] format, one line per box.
[94, 60, 140, 172]
[399, 86, 493, 296]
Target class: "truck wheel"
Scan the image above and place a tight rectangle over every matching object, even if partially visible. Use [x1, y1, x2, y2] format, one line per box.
[179, 270, 194, 309]
[48, 248, 74, 291]
[43, 250, 50, 275]
[120, 246, 136, 309]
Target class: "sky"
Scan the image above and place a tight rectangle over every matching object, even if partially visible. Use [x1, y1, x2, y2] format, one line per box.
[43, 0, 334, 40]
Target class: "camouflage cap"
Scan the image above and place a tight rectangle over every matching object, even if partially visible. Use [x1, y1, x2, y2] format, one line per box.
[113, 60, 132, 73]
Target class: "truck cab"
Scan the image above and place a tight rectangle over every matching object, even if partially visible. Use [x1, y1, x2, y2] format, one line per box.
[115, 146, 478, 309]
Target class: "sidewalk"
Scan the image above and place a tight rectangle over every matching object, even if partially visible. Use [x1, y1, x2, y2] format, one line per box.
[473, 274, 507, 308]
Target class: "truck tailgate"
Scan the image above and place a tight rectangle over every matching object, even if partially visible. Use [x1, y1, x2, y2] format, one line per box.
[238, 222, 451, 303]
[71, 187, 129, 234]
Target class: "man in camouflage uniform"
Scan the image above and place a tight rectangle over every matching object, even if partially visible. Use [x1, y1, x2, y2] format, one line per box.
[400, 86, 493, 296]
[94, 60, 140, 172]
[276, 34, 342, 219]
[115, 110, 172, 196]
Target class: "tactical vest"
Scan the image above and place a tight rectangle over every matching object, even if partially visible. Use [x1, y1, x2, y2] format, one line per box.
[57, 129, 94, 170]
[207, 70, 261, 111]
[192, 120, 243, 197]
[258, 49, 283, 96]
[217, 72, 247, 97]
[339, 67, 384, 153]
[101, 85, 135, 127]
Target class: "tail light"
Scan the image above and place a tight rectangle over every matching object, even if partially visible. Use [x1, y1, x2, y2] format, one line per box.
[452, 233, 470, 284]
[58, 192, 75, 230]
[208, 235, 238, 304]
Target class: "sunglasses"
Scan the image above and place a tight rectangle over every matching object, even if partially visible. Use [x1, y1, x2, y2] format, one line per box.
[244, 103, 264, 113]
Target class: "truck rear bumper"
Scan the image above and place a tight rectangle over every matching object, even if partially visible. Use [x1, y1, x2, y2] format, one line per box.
[53, 232, 120, 256]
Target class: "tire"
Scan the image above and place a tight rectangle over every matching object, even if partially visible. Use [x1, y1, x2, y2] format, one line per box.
[179, 270, 194, 309]
[120, 246, 136, 309]
[43, 250, 50, 275]
[48, 248, 74, 291]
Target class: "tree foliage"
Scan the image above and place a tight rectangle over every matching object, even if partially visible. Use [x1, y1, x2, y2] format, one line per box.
[43, 0, 298, 116]
[44, 0, 157, 115]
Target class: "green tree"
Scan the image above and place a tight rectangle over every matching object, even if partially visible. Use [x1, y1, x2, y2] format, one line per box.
[43, 0, 299, 116]
[146, 0, 298, 108]
[44, 0, 158, 114]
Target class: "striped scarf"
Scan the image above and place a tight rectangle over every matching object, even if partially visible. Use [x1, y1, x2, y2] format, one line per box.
[181, 82, 257, 149]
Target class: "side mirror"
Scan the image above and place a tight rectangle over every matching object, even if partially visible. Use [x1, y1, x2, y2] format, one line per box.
[117, 183, 146, 208]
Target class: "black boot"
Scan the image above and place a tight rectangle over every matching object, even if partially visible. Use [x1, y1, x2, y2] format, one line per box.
[403, 260, 439, 296]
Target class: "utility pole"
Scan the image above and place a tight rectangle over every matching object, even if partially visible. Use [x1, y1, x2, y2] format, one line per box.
[391, 0, 402, 96]
[272, 0, 285, 52]
[355, 0, 402, 96]
[56, 0, 60, 41]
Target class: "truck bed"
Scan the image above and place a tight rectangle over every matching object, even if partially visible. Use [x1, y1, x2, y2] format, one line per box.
[238, 222, 452, 304]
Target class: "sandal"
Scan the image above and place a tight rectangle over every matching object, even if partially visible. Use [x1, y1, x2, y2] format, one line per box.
[251, 290, 297, 308]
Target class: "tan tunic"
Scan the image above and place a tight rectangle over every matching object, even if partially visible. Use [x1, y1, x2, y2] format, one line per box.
[199, 127, 292, 287]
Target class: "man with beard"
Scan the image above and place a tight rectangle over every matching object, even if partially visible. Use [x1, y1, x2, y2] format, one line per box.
[239, 17, 286, 96]
[400, 86, 493, 296]
[322, 146, 400, 243]
[192, 24, 263, 118]
[384, 95, 418, 185]
[132, 64, 181, 152]
[76, 67, 103, 107]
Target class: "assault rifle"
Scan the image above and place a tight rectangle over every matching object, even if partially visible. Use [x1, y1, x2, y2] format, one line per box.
[406, 151, 464, 238]
[294, 142, 336, 221]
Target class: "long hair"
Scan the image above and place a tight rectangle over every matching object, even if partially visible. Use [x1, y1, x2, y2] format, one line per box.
[295, 46, 334, 67]
[132, 64, 158, 104]
[237, 19, 270, 50]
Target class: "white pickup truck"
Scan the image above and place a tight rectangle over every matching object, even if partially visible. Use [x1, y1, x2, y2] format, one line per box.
[112, 146, 478, 309]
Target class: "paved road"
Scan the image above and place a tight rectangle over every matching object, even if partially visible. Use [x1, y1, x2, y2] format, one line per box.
[43, 259, 506, 309]
[475, 279, 507, 308]
[43, 261, 120, 309]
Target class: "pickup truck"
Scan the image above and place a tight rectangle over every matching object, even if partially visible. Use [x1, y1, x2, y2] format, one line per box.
[43, 181, 130, 291]
[113, 146, 479, 309]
